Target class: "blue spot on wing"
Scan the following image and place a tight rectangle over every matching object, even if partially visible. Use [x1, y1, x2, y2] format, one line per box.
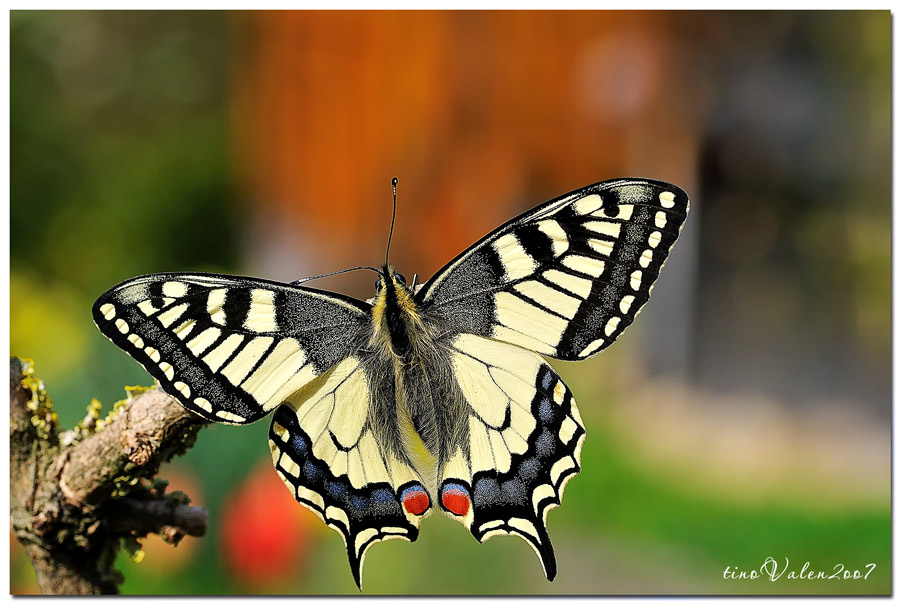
[327, 481, 348, 500]
[291, 434, 308, 455]
[538, 399, 554, 422]
[371, 488, 395, 504]
[303, 461, 323, 483]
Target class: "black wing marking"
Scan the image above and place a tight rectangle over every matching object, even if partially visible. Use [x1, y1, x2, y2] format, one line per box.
[93, 272, 370, 424]
[417, 178, 689, 359]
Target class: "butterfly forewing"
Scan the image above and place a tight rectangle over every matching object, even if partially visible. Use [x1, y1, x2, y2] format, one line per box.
[92, 273, 370, 424]
[417, 179, 689, 359]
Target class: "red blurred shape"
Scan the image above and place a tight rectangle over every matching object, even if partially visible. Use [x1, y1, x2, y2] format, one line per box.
[221, 462, 318, 589]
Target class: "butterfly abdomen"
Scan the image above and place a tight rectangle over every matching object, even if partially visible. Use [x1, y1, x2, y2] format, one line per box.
[369, 265, 469, 474]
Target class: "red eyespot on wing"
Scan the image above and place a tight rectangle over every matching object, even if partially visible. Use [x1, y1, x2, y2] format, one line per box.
[440, 483, 471, 517]
[400, 484, 430, 516]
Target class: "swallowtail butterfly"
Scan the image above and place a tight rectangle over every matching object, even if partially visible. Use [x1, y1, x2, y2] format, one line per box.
[93, 178, 689, 588]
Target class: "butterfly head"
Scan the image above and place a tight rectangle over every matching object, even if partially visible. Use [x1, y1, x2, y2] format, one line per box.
[373, 264, 408, 295]
[371, 264, 424, 358]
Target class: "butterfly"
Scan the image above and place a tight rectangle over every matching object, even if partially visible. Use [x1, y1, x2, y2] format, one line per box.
[93, 178, 689, 588]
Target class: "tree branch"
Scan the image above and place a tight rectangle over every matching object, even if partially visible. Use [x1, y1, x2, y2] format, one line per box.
[58, 388, 206, 507]
[106, 495, 208, 543]
[9, 357, 210, 594]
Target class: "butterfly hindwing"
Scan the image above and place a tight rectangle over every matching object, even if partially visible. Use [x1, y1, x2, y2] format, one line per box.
[417, 179, 690, 359]
[92, 273, 370, 425]
[268, 356, 432, 589]
[436, 334, 585, 580]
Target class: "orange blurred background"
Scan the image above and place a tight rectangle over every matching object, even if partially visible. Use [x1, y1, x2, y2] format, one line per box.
[233, 11, 697, 286]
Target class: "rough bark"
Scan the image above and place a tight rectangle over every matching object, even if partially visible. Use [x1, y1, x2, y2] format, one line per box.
[9, 357, 210, 594]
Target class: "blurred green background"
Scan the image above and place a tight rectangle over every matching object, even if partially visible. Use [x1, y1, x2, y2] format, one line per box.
[10, 10, 889, 595]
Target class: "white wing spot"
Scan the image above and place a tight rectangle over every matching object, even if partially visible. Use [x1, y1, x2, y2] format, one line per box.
[296, 485, 325, 511]
[654, 211, 667, 228]
[114, 319, 129, 334]
[639, 249, 653, 268]
[508, 517, 540, 540]
[271, 421, 288, 441]
[215, 409, 246, 423]
[604, 317, 620, 337]
[630, 270, 643, 291]
[559, 417, 578, 444]
[613, 204, 634, 221]
[480, 519, 505, 532]
[174, 319, 196, 340]
[326, 506, 350, 531]
[354, 528, 378, 556]
[162, 281, 188, 298]
[145, 347, 161, 363]
[127, 333, 144, 349]
[550, 456, 576, 485]
[279, 455, 301, 478]
[659, 191, 676, 208]
[100, 303, 116, 320]
[553, 381, 566, 405]
[581, 338, 605, 357]
[244, 289, 278, 333]
[619, 295, 635, 314]
[195, 397, 213, 413]
[531, 483, 556, 514]
[648, 231, 662, 248]
[174, 381, 191, 398]
[159, 362, 175, 381]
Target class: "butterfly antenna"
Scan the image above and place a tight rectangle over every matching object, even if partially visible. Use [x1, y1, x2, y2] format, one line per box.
[385, 176, 398, 268]
[290, 265, 380, 286]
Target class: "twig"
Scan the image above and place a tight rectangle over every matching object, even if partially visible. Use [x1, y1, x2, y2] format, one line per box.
[107, 496, 208, 543]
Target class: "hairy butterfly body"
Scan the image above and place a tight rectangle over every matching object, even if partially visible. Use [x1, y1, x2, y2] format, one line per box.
[93, 178, 689, 588]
